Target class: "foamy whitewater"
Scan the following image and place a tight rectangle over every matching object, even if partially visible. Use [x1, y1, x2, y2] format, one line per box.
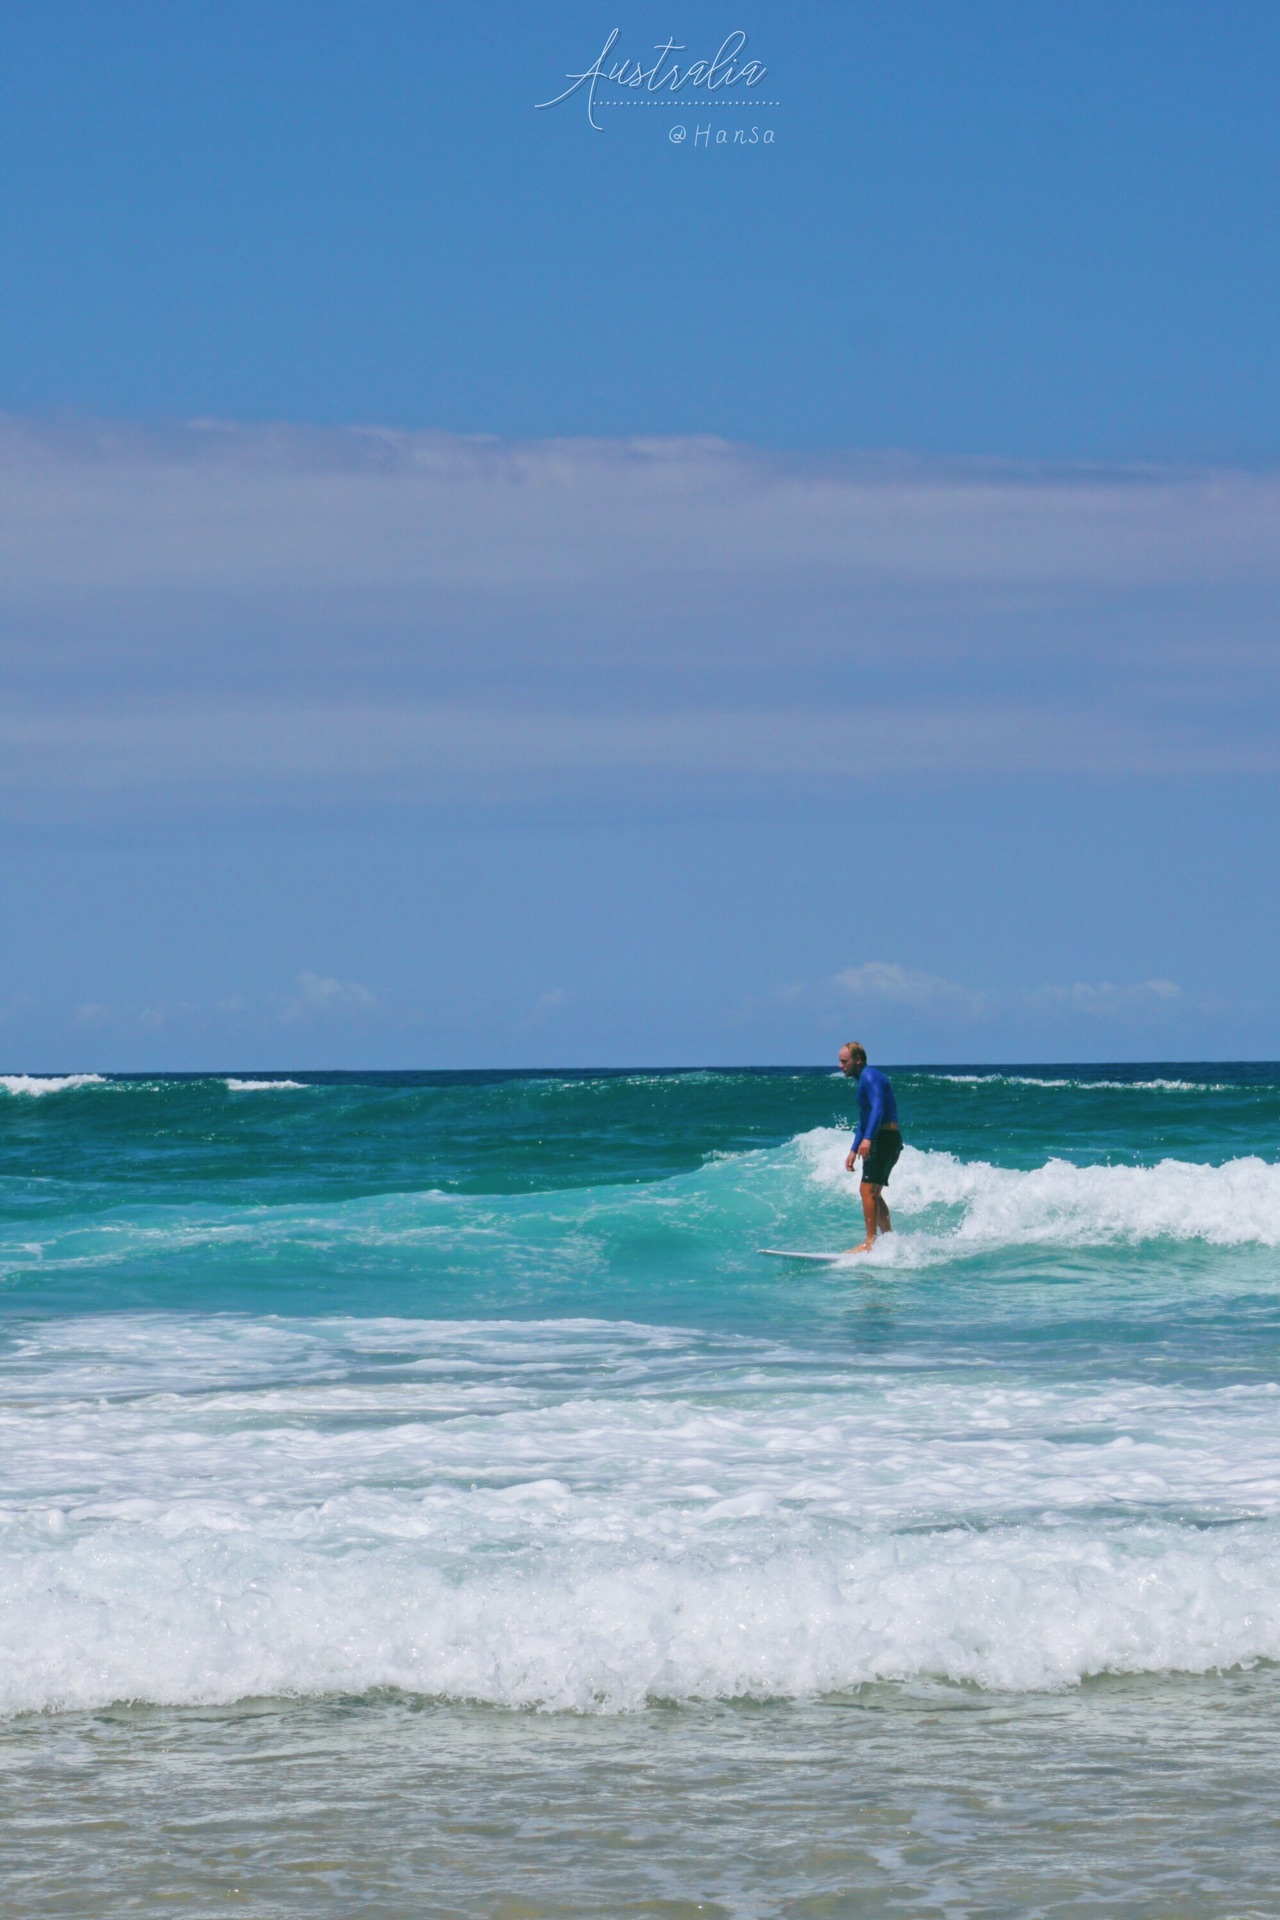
[3, 1065, 1279, 1913]
[1, 1072, 106, 1096]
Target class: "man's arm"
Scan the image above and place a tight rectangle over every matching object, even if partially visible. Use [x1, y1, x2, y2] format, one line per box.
[845, 1073, 884, 1172]
[861, 1072, 885, 1142]
[846, 1073, 881, 1172]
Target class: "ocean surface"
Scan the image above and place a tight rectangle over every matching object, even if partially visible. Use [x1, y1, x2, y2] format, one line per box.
[3, 1063, 1279, 1916]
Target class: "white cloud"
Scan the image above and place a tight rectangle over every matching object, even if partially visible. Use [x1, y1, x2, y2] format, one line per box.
[834, 961, 985, 1015]
[3, 417, 1279, 815]
[1029, 978, 1183, 1017]
[4, 418, 1280, 600]
[826, 964, 1187, 1028]
[1, 698, 1267, 811]
[281, 972, 379, 1022]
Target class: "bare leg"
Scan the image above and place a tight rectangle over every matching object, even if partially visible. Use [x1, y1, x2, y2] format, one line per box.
[877, 1194, 892, 1234]
[846, 1181, 884, 1253]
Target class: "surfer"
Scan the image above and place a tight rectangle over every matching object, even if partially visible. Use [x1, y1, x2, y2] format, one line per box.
[838, 1043, 902, 1252]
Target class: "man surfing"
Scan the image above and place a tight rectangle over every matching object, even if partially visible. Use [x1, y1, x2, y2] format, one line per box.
[838, 1042, 902, 1252]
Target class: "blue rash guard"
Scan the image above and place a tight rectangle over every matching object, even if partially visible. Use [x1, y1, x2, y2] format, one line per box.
[851, 1067, 898, 1153]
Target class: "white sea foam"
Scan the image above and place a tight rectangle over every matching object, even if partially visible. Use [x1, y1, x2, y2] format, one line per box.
[0, 1073, 106, 1097]
[3, 1316, 1280, 1714]
[6, 1522, 1279, 1716]
[225, 1079, 307, 1091]
[801, 1132, 1280, 1251]
[932, 1074, 1228, 1092]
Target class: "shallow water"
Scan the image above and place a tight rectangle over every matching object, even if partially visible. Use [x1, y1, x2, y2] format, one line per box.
[2, 1064, 1279, 1911]
[6, 1677, 1280, 1917]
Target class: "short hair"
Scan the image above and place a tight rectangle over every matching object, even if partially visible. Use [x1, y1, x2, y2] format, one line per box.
[844, 1041, 867, 1064]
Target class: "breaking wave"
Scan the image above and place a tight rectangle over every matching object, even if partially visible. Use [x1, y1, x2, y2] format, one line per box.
[0, 1074, 107, 1097]
[3, 1315, 1280, 1715]
[801, 1132, 1280, 1252]
[933, 1075, 1225, 1092]
[225, 1079, 307, 1091]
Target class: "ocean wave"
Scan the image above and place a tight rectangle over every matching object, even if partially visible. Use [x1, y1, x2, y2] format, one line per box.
[802, 1133, 1280, 1251]
[5, 1524, 1279, 1716]
[932, 1075, 1227, 1092]
[4, 1133, 1280, 1291]
[225, 1079, 307, 1091]
[3, 1315, 1280, 1714]
[0, 1074, 107, 1097]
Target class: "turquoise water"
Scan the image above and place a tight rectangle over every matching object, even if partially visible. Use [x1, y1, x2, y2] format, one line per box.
[3, 1064, 1280, 1914]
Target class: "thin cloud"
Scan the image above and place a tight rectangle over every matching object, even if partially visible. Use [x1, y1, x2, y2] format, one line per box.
[5, 697, 1269, 805]
[3, 417, 1280, 816]
[830, 964, 1187, 1027]
[5, 417, 1280, 597]
[1028, 978, 1183, 1017]
[281, 972, 379, 1023]
[835, 961, 988, 1017]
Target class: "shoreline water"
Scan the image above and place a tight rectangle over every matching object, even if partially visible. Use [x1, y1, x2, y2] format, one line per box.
[6, 1674, 1280, 1916]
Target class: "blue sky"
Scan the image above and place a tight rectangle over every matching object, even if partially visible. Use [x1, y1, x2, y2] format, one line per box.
[1, 2, 1278, 1067]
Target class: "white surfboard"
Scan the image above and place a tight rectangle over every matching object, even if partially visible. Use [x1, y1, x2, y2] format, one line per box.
[757, 1247, 848, 1264]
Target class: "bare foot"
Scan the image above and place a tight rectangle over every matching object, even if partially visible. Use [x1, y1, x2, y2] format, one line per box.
[844, 1240, 875, 1254]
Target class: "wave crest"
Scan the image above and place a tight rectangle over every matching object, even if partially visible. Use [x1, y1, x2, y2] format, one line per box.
[225, 1079, 306, 1091]
[802, 1133, 1280, 1250]
[4, 1522, 1277, 1715]
[0, 1073, 107, 1097]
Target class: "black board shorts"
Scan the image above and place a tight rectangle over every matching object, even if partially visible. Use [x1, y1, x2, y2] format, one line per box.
[861, 1126, 903, 1187]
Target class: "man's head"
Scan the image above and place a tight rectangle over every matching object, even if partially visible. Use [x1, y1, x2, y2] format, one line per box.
[838, 1042, 867, 1077]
